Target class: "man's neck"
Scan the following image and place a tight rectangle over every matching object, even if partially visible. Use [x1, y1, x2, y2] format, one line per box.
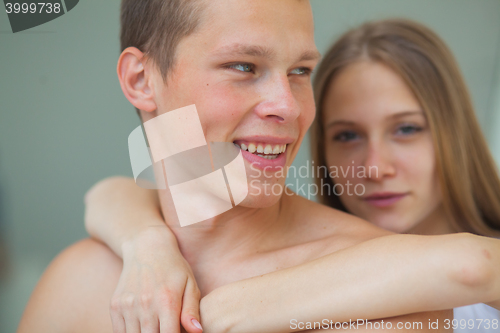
[158, 189, 289, 267]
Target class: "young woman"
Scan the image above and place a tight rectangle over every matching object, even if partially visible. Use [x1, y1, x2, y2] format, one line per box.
[84, 19, 500, 332]
[308, 18, 500, 332]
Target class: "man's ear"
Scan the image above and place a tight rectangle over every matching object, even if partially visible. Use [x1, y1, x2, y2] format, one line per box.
[117, 47, 157, 112]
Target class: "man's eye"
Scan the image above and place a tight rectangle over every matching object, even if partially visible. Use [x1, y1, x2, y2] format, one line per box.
[333, 131, 359, 142]
[289, 67, 311, 75]
[227, 63, 254, 73]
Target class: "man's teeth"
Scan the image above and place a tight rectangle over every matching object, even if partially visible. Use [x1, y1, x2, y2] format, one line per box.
[236, 143, 287, 156]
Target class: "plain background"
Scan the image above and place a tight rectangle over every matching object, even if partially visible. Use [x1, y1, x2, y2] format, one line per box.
[1, 0, 500, 331]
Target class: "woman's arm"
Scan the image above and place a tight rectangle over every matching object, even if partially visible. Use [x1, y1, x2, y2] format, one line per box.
[84, 177, 203, 333]
[84, 176, 166, 257]
[200, 232, 499, 333]
[85, 177, 499, 333]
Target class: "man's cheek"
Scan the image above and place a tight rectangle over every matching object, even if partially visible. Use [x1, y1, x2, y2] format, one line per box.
[302, 108, 315, 130]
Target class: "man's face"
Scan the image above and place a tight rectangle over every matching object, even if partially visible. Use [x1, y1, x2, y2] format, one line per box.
[151, 0, 320, 207]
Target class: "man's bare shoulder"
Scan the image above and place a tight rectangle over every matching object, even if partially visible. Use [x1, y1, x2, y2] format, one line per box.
[18, 238, 121, 333]
[285, 193, 393, 254]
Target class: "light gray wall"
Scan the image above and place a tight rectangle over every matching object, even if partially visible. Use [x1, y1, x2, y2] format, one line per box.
[0, 1, 137, 260]
[1, 0, 499, 331]
[0, 2, 134, 330]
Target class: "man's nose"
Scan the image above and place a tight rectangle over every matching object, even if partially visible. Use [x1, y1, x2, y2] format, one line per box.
[254, 74, 301, 123]
[362, 140, 396, 182]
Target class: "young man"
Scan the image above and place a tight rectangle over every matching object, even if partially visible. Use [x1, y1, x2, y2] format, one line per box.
[18, 0, 456, 332]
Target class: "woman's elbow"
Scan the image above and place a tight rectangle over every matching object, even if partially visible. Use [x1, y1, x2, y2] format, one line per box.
[84, 176, 132, 204]
[449, 233, 495, 290]
[83, 176, 133, 233]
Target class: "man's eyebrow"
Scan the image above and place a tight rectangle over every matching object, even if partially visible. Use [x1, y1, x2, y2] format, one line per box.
[212, 43, 321, 63]
[213, 43, 277, 60]
[297, 50, 322, 62]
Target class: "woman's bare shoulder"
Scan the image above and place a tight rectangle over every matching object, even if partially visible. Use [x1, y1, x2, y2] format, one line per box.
[18, 238, 121, 333]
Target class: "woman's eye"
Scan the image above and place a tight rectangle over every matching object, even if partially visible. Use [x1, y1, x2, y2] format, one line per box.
[395, 125, 422, 136]
[289, 67, 311, 75]
[227, 63, 254, 73]
[333, 131, 359, 142]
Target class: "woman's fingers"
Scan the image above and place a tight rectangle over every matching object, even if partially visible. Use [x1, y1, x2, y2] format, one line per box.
[111, 292, 149, 333]
[122, 295, 141, 333]
[124, 318, 141, 333]
[107, 231, 203, 333]
[159, 312, 182, 333]
[110, 309, 126, 333]
[180, 279, 203, 332]
[112, 289, 184, 333]
[158, 287, 182, 333]
[138, 293, 160, 333]
[139, 315, 159, 333]
[110, 296, 127, 333]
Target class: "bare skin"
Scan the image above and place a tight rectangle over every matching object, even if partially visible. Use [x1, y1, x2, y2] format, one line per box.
[50, 27, 500, 333]
[322, 61, 449, 235]
[76, 46, 500, 333]
[18, 1, 466, 332]
[79, 178, 499, 332]
[18, 192, 457, 333]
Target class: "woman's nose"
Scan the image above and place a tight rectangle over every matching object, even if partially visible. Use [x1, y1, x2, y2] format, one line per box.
[254, 74, 301, 123]
[362, 141, 396, 182]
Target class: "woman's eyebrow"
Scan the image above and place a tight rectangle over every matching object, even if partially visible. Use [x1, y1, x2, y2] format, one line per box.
[390, 110, 423, 119]
[325, 111, 424, 128]
[325, 120, 356, 129]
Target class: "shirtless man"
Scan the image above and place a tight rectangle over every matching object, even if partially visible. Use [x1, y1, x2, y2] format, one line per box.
[18, 0, 453, 332]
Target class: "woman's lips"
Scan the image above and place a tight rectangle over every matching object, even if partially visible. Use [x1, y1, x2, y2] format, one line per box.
[363, 192, 408, 208]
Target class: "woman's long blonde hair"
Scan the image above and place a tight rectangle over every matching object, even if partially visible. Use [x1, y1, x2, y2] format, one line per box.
[311, 19, 500, 237]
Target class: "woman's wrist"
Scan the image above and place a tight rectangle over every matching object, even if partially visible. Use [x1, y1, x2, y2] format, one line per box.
[200, 281, 264, 333]
[200, 287, 236, 333]
[121, 225, 179, 260]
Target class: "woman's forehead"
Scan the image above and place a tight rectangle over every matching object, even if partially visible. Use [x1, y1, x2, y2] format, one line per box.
[323, 62, 422, 122]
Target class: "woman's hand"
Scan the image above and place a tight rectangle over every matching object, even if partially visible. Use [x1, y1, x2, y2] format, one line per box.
[110, 226, 203, 333]
[84, 177, 202, 332]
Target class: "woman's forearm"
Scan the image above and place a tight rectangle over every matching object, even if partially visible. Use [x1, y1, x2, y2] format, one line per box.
[84, 176, 175, 257]
[83, 178, 500, 332]
[200, 233, 499, 333]
[84, 177, 204, 333]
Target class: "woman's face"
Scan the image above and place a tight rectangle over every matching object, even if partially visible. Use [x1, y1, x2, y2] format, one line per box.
[322, 61, 442, 233]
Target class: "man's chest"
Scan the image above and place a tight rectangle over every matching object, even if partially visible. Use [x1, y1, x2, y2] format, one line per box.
[194, 235, 359, 296]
